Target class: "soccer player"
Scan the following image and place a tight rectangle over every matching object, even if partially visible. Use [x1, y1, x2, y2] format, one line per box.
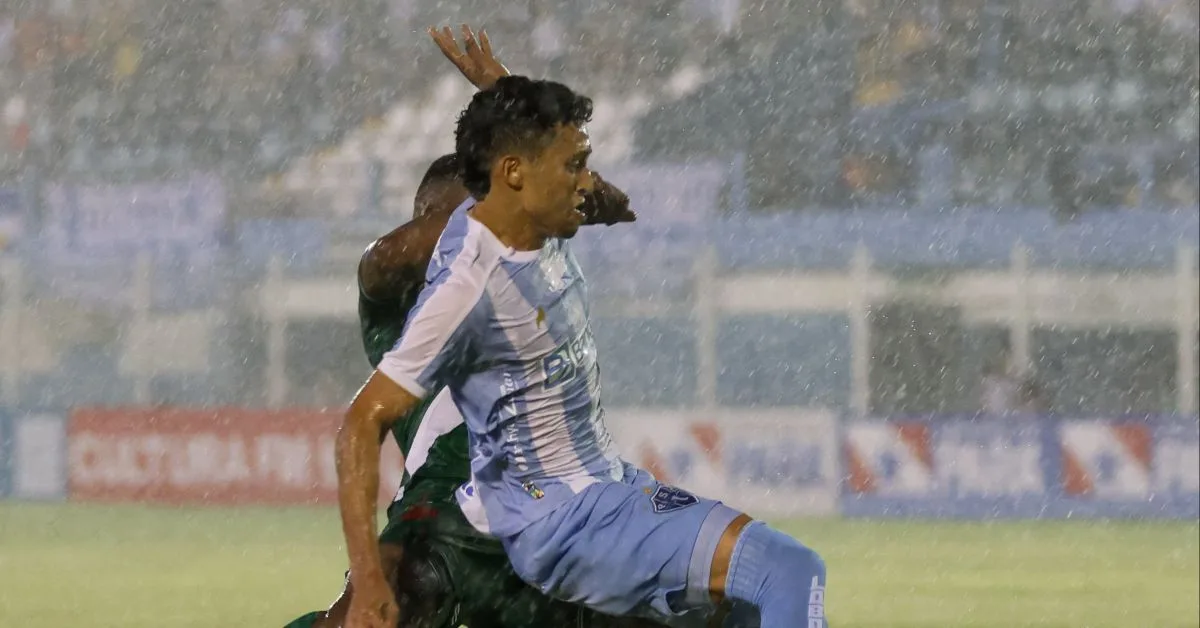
[286, 31, 651, 628]
[335, 76, 829, 628]
[287, 156, 644, 628]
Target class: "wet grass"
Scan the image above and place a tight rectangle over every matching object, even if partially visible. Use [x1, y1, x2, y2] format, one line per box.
[1, 503, 1196, 627]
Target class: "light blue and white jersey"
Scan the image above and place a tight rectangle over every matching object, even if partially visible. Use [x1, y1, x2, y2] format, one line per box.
[378, 199, 624, 538]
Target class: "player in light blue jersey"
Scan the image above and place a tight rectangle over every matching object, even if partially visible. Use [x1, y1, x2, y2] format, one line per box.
[336, 76, 828, 628]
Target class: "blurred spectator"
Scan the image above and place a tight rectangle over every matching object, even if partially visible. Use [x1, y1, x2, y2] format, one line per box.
[0, 0, 1186, 218]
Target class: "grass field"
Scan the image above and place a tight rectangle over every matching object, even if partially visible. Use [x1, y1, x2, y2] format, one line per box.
[0, 503, 1196, 627]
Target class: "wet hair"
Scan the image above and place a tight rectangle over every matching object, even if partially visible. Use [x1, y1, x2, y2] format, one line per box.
[454, 75, 593, 199]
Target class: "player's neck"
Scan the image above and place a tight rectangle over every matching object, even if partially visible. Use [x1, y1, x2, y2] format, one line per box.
[470, 199, 546, 252]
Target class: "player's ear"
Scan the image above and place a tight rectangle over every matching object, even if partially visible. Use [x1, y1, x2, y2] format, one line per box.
[500, 155, 523, 191]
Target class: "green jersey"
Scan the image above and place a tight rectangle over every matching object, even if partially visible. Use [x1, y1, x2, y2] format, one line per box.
[358, 257, 471, 494]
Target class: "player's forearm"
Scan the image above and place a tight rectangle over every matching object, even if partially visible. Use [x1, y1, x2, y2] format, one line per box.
[335, 415, 387, 586]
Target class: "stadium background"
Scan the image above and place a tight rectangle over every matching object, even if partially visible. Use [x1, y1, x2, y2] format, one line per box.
[0, 0, 1197, 625]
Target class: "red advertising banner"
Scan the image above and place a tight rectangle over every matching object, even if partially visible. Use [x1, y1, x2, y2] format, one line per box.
[68, 407, 404, 505]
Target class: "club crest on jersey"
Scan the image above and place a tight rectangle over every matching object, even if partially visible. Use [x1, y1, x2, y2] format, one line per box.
[523, 481, 545, 500]
[650, 485, 698, 513]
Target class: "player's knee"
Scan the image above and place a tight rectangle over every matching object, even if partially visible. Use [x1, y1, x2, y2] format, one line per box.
[772, 533, 825, 583]
[732, 523, 826, 599]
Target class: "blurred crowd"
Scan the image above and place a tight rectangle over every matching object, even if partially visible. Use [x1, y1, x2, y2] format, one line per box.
[0, 0, 721, 188]
[637, 0, 1199, 213]
[0, 0, 423, 184]
[0, 0, 1195, 215]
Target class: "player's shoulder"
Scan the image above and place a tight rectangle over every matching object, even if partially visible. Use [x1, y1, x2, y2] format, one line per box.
[358, 208, 456, 300]
[419, 231, 501, 320]
[429, 223, 485, 281]
[432, 210, 524, 281]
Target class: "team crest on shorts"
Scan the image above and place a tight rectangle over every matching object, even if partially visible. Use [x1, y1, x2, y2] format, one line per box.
[650, 485, 698, 513]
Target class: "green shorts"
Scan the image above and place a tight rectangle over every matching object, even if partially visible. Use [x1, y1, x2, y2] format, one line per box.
[378, 478, 628, 628]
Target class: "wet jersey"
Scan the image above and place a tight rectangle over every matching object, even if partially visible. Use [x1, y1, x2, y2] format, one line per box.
[358, 220, 471, 492]
[378, 199, 624, 538]
[359, 274, 420, 370]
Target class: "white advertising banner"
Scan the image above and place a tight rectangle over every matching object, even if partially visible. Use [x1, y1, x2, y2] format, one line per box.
[605, 407, 839, 517]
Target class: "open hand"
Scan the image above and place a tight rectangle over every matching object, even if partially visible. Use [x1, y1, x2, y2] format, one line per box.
[585, 173, 638, 225]
[428, 24, 510, 90]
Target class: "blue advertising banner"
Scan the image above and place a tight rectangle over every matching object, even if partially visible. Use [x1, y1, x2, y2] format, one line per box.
[842, 416, 1200, 519]
[42, 173, 226, 258]
[31, 174, 227, 307]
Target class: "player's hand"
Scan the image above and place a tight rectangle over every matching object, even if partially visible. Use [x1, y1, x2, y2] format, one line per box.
[345, 576, 399, 628]
[584, 172, 638, 225]
[428, 24, 510, 90]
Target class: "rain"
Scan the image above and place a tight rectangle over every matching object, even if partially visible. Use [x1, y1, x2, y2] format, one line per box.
[0, 0, 1197, 626]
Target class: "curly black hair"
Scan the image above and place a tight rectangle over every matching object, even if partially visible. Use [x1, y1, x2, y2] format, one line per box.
[454, 75, 594, 199]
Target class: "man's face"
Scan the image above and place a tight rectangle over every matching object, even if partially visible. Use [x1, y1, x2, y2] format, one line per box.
[519, 124, 594, 240]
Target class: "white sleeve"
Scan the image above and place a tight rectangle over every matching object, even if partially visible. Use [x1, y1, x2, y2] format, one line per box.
[377, 273, 485, 399]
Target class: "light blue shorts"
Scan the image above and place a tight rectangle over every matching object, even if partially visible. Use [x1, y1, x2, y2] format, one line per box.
[501, 463, 743, 623]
